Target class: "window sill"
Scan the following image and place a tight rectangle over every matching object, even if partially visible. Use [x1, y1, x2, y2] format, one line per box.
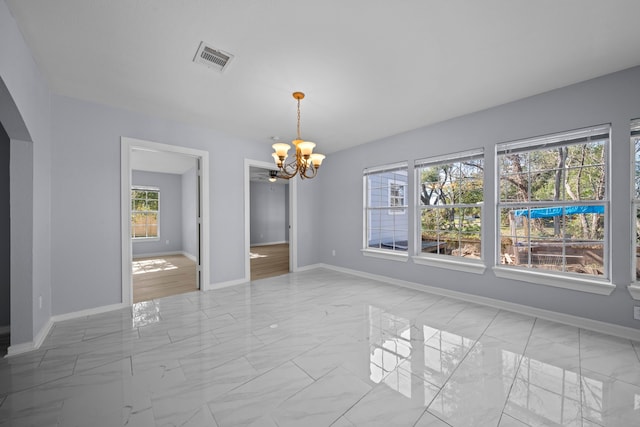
[492, 266, 615, 296]
[132, 237, 160, 242]
[361, 249, 409, 262]
[412, 255, 486, 275]
[628, 284, 640, 300]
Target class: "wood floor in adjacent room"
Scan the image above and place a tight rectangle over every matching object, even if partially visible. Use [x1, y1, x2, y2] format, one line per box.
[250, 243, 289, 281]
[132, 254, 197, 303]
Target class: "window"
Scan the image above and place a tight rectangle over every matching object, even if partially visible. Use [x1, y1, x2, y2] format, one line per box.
[131, 187, 159, 239]
[632, 118, 640, 283]
[364, 163, 409, 253]
[497, 125, 609, 279]
[415, 149, 484, 260]
[388, 180, 406, 215]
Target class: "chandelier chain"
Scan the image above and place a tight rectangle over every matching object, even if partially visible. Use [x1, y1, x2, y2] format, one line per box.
[297, 98, 301, 140]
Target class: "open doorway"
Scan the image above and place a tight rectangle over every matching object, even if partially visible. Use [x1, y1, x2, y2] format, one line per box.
[244, 159, 297, 282]
[121, 138, 209, 306]
[130, 152, 198, 302]
[249, 167, 289, 280]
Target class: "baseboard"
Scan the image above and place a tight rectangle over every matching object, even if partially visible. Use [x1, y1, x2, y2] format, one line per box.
[133, 251, 184, 259]
[6, 317, 53, 358]
[182, 251, 197, 262]
[0, 325, 9, 335]
[317, 263, 640, 342]
[250, 241, 288, 247]
[295, 263, 324, 272]
[51, 302, 128, 323]
[6, 303, 127, 358]
[204, 278, 247, 291]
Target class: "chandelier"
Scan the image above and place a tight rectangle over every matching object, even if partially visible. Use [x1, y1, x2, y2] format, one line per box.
[271, 92, 325, 179]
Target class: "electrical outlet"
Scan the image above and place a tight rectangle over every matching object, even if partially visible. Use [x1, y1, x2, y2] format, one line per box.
[332, 249, 336, 256]
[165, 240, 170, 245]
[634, 306, 640, 320]
[39, 295, 42, 309]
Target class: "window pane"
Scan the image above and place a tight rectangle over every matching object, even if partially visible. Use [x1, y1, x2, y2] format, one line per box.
[131, 188, 159, 239]
[498, 127, 608, 278]
[365, 167, 408, 252]
[417, 155, 484, 260]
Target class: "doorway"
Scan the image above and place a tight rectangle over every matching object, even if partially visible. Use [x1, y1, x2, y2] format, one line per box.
[244, 159, 297, 282]
[121, 138, 210, 306]
[249, 166, 289, 280]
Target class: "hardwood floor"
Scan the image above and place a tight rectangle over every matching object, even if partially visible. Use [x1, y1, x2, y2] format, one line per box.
[250, 243, 289, 280]
[132, 254, 197, 303]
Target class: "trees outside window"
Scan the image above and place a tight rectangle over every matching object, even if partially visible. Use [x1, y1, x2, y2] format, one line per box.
[416, 150, 484, 259]
[497, 125, 609, 277]
[131, 187, 159, 239]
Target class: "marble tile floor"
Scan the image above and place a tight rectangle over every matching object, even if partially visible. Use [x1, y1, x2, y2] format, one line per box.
[1, 268, 639, 426]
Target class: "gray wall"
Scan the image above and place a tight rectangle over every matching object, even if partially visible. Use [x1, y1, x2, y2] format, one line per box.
[317, 65, 640, 329]
[0, 122, 9, 329]
[250, 181, 288, 245]
[50, 94, 274, 315]
[1, 1, 52, 346]
[181, 165, 197, 259]
[132, 171, 183, 257]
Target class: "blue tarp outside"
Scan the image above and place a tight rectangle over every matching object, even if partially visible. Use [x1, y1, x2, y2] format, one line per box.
[513, 205, 604, 219]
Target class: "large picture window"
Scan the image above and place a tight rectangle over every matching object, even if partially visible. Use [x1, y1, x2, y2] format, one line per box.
[415, 149, 484, 259]
[364, 163, 409, 253]
[497, 125, 609, 278]
[131, 187, 159, 239]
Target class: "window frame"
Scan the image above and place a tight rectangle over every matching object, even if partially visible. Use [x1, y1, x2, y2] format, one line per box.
[412, 149, 486, 274]
[362, 162, 409, 262]
[131, 186, 160, 240]
[493, 124, 614, 295]
[629, 118, 640, 299]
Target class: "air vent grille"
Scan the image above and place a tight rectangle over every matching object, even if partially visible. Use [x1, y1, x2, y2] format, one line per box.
[193, 42, 233, 72]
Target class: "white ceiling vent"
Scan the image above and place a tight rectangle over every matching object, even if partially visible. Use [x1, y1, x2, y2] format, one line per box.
[193, 42, 233, 72]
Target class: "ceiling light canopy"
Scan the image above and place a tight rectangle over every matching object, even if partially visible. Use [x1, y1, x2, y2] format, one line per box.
[271, 92, 325, 180]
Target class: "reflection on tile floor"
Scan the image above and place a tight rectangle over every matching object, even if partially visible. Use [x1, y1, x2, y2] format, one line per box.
[1, 268, 639, 426]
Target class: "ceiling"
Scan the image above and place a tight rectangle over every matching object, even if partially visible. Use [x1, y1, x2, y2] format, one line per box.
[7, 1, 640, 154]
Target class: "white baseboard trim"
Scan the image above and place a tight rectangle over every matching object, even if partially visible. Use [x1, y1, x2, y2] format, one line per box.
[204, 278, 248, 291]
[250, 241, 288, 247]
[133, 251, 183, 259]
[316, 263, 640, 342]
[6, 317, 53, 358]
[6, 341, 37, 357]
[295, 263, 324, 272]
[6, 303, 128, 358]
[0, 325, 9, 335]
[182, 251, 197, 262]
[51, 303, 128, 323]
[133, 251, 197, 262]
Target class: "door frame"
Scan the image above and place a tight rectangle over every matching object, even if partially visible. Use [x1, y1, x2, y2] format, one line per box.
[121, 137, 210, 306]
[244, 159, 297, 280]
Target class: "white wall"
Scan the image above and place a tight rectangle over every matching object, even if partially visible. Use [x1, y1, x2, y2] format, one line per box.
[250, 181, 288, 245]
[132, 171, 183, 257]
[317, 65, 640, 329]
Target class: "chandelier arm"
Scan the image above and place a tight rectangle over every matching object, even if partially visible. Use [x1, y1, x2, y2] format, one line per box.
[301, 164, 319, 179]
